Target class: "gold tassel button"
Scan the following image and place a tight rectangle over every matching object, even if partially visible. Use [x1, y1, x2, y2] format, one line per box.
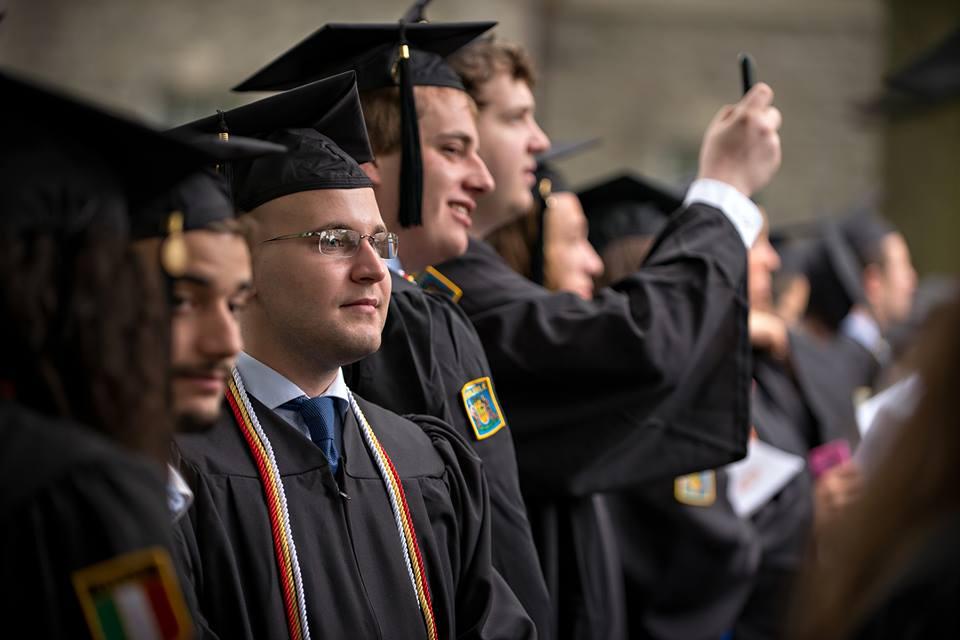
[160, 210, 188, 277]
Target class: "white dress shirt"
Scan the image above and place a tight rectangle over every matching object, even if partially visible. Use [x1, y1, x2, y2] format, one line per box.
[235, 352, 350, 449]
[684, 178, 764, 248]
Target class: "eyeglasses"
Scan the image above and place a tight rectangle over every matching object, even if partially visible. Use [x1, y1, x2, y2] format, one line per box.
[263, 229, 399, 259]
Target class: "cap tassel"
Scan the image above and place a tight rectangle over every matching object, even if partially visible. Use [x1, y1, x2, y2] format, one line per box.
[531, 178, 553, 286]
[215, 110, 235, 192]
[160, 210, 188, 277]
[397, 27, 424, 228]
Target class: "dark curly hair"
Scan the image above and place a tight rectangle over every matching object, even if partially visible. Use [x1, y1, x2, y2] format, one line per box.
[0, 140, 173, 462]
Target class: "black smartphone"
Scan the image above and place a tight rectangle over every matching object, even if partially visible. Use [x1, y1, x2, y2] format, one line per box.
[739, 52, 755, 96]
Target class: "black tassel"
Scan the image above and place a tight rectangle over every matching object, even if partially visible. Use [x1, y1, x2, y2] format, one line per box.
[397, 25, 423, 227]
[216, 110, 234, 194]
[530, 178, 551, 286]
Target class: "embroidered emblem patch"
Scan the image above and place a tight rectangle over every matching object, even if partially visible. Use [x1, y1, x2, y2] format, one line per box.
[461, 376, 506, 440]
[674, 470, 717, 506]
[416, 266, 463, 303]
[72, 547, 192, 640]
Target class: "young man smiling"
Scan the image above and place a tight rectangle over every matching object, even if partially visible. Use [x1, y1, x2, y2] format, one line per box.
[428, 37, 783, 639]
[235, 19, 553, 637]
[173, 72, 533, 640]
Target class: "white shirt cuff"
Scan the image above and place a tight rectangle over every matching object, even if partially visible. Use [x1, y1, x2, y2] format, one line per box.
[683, 179, 763, 248]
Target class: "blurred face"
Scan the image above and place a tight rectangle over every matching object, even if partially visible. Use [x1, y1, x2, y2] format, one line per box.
[245, 188, 390, 372]
[170, 231, 251, 428]
[472, 72, 550, 237]
[366, 87, 494, 272]
[774, 275, 810, 329]
[748, 226, 781, 310]
[543, 192, 604, 300]
[872, 232, 917, 328]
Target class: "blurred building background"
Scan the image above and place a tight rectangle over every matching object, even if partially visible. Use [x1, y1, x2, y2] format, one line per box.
[1, 0, 957, 273]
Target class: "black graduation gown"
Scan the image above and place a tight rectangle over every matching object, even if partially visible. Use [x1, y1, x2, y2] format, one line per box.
[734, 353, 817, 640]
[527, 494, 627, 640]
[0, 401, 188, 639]
[173, 392, 535, 640]
[434, 202, 751, 640]
[607, 470, 761, 640]
[433, 202, 751, 496]
[790, 331, 879, 448]
[345, 272, 551, 638]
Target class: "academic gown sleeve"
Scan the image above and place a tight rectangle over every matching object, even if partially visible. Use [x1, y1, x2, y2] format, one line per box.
[734, 359, 816, 640]
[788, 331, 867, 448]
[411, 414, 537, 640]
[433, 202, 751, 496]
[345, 274, 552, 639]
[608, 471, 761, 640]
[0, 405, 190, 640]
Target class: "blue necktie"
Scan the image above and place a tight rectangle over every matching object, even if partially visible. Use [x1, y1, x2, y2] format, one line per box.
[284, 395, 342, 474]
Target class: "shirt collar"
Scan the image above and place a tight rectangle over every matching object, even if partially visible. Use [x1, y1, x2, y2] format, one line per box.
[235, 351, 349, 411]
[385, 256, 404, 276]
[167, 465, 193, 523]
[840, 308, 888, 359]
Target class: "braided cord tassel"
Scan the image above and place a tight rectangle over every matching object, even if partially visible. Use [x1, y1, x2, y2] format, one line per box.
[348, 391, 438, 640]
[226, 371, 311, 640]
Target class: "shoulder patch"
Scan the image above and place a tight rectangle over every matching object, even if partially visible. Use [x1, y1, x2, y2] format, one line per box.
[72, 546, 192, 640]
[674, 470, 717, 506]
[461, 376, 506, 440]
[416, 266, 463, 303]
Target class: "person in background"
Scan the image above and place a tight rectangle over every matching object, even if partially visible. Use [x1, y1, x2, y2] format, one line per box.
[433, 33, 780, 639]
[0, 70, 218, 640]
[232, 12, 551, 633]
[578, 171, 683, 286]
[173, 73, 534, 639]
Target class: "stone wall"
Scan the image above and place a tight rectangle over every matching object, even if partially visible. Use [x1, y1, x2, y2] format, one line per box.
[1, 0, 888, 233]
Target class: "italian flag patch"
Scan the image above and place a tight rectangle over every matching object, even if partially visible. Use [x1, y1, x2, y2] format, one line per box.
[72, 547, 192, 640]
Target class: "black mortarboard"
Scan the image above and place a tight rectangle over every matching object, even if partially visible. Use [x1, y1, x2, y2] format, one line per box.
[578, 173, 684, 255]
[132, 134, 286, 239]
[804, 221, 866, 330]
[525, 139, 600, 284]
[173, 72, 374, 212]
[233, 16, 495, 228]
[129, 133, 286, 276]
[837, 208, 895, 269]
[886, 25, 960, 104]
[0, 69, 217, 213]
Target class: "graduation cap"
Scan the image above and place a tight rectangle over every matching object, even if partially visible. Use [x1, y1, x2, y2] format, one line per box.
[886, 25, 960, 104]
[524, 139, 600, 284]
[131, 134, 286, 276]
[233, 18, 495, 228]
[577, 173, 684, 255]
[865, 24, 960, 115]
[804, 221, 866, 331]
[173, 72, 374, 213]
[836, 208, 895, 269]
[0, 68, 218, 214]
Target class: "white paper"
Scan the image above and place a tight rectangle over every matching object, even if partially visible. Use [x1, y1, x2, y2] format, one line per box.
[854, 374, 922, 475]
[855, 373, 920, 438]
[725, 439, 806, 518]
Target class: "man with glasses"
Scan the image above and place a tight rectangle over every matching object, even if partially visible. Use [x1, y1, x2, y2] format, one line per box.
[172, 74, 534, 639]
[234, 17, 552, 635]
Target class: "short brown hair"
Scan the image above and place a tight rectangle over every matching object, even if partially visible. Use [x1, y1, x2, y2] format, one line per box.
[448, 36, 537, 106]
[360, 85, 477, 156]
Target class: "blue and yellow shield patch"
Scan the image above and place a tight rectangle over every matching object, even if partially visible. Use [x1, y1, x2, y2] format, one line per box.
[461, 376, 506, 440]
[416, 266, 463, 303]
[674, 470, 717, 506]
